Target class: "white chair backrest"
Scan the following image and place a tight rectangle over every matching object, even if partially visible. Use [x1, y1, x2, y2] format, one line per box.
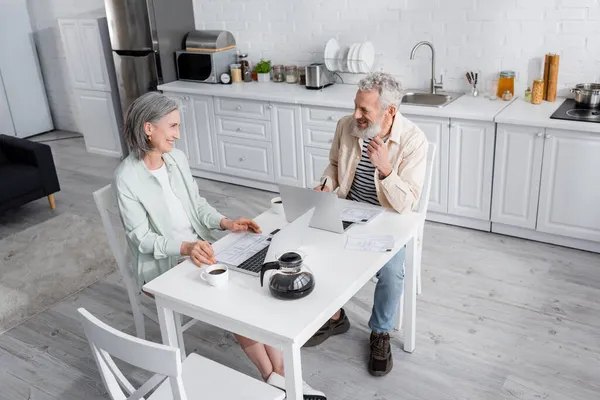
[415, 143, 436, 214]
[78, 308, 187, 400]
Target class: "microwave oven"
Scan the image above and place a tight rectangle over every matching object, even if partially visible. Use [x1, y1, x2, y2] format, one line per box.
[175, 49, 237, 83]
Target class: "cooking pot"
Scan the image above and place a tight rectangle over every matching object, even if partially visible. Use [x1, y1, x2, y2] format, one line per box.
[571, 83, 600, 109]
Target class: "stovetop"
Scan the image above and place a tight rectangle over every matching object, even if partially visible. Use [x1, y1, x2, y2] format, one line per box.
[550, 99, 600, 123]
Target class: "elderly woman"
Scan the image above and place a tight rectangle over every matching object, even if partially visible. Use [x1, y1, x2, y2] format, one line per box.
[114, 92, 325, 400]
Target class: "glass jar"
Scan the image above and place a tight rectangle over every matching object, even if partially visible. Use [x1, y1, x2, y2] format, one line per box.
[285, 65, 297, 83]
[497, 71, 515, 98]
[230, 63, 242, 83]
[238, 53, 252, 82]
[272, 65, 285, 82]
[531, 79, 544, 104]
[524, 87, 532, 103]
[297, 66, 306, 85]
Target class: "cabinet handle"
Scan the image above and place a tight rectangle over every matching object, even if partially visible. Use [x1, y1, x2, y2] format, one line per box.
[536, 132, 543, 137]
[236, 106, 242, 111]
[268, 104, 273, 109]
[328, 138, 333, 143]
[236, 128, 242, 132]
[545, 134, 552, 139]
[449, 123, 457, 128]
[328, 116, 335, 121]
[239, 156, 246, 162]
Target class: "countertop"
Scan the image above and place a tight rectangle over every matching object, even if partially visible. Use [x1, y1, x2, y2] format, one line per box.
[158, 81, 514, 122]
[494, 97, 600, 133]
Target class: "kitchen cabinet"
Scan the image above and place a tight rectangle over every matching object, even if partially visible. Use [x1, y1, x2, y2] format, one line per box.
[536, 129, 600, 242]
[491, 125, 544, 229]
[271, 104, 304, 187]
[304, 147, 331, 188]
[218, 136, 274, 182]
[404, 115, 449, 214]
[447, 119, 495, 220]
[75, 90, 121, 157]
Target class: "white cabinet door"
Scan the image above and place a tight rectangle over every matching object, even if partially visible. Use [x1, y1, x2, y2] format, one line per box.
[189, 95, 219, 172]
[491, 125, 544, 229]
[58, 19, 90, 90]
[537, 129, 600, 242]
[304, 147, 331, 188]
[447, 119, 495, 220]
[218, 137, 274, 182]
[405, 115, 449, 213]
[271, 103, 304, 187]
[78, 19, 110, 92]
[76, 90, 121, 157]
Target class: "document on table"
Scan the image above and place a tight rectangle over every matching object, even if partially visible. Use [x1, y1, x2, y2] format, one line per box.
[340, 205, 384, 223]
[345, 235, 395, 253]
[215, 233, 270, 266]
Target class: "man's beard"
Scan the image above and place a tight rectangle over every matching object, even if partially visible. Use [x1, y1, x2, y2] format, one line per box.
[351, 117, 382, 140]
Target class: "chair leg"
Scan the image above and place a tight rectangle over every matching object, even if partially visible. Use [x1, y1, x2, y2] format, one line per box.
[47, 194, 56, 209]
[174, 312, 186, 361]
[416, 224, 424, 295]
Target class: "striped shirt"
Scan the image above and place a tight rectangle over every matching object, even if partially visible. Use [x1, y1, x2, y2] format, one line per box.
[347, 138, 380, 206]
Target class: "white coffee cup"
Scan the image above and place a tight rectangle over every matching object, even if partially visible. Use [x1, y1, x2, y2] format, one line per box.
[271, 196, 284, 215]
[200, 264, 229, 288]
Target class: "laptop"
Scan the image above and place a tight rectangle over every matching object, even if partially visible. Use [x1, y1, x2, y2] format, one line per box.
[278, 184, 357, 233]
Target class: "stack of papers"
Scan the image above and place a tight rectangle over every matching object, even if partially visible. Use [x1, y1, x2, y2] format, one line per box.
[345, 235, 395, 253]
[340, 205, 383, 223]
[215, 233, 270, 266]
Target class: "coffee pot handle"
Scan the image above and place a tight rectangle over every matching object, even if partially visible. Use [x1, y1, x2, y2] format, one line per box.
[260, 262, 280, 287]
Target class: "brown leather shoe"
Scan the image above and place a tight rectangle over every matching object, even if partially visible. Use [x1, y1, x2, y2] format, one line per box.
[304, 309, 350, 347]
[369, 332, 393, 376]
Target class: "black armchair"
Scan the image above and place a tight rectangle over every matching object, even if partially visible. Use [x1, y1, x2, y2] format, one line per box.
[0, 134, 60, 213]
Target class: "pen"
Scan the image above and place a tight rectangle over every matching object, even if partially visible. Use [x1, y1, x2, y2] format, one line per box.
[320, 178, 328, 191]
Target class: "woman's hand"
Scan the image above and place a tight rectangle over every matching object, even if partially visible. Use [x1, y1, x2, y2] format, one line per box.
[220, 218, 262, 234]
[181, 240, 216, 266]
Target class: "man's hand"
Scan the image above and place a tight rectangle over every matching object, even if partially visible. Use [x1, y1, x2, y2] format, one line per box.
[220, 218, 262, 233]
[181, 240, 216, 266]
[367, 136, 393, 178]
[313, 184, 331, 192]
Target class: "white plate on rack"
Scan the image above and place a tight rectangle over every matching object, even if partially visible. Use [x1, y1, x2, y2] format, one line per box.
[358, 41, 374, 73]
[347, 43, 360, 73]
[336, 45, 349, 72]
[324, 38, 340, 71]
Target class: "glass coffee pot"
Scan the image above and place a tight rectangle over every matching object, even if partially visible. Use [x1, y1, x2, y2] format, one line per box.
[260, 251, 315, 300]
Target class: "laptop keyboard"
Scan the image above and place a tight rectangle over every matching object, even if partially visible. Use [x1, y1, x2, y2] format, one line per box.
[343, 220, 355, 230]
[236, 245, 270, 274]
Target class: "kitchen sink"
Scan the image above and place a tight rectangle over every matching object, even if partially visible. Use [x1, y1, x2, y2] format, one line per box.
[401, 91, 463, 108]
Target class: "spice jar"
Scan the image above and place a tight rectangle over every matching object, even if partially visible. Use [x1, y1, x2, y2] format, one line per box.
[285, 65, 297, 83]
[502, 90, 513, 101]
[531, 79, 544, 105]
[272, 65, 285, 82]
[238, 53, 252, 82]
[297, 66, 306, 85]
[497, 71, 515, 98]
[524, 87, 532, 103]
[230, 63, 242, 83]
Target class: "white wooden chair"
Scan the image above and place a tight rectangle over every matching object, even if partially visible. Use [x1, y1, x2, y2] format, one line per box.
[78, 307, 285, 400]
[93, 184, 193, 357]
[395, 143, 436, 330]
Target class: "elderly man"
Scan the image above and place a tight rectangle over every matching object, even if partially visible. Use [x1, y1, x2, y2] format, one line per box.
[305, 72, 428, 376]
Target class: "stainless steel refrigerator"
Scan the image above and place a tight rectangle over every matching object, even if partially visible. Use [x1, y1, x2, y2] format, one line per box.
[103, 0, 195, 117]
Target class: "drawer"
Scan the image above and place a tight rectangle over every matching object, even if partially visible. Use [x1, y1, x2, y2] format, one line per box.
[218, 137, 274, 182]
[214, 97, 270, 120]
[302, 105, 351, 126]
[303, 126, 335, 149]
[215, 116, 271, 141]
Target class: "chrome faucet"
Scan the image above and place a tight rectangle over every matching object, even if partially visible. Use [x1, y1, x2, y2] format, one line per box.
[410, 41, 443, 94]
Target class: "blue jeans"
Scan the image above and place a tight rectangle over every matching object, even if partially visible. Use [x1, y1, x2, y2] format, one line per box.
[368, 247, 406, 333]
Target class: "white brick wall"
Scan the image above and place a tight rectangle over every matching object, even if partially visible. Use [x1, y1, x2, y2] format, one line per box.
[26, 0, 106, 132]
[194, 0, 600, 94]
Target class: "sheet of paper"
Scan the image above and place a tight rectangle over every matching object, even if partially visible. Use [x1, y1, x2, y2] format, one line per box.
[340, 205, 384, 223]
[215, 233, 270, 266]
[345, 235, 395, 253]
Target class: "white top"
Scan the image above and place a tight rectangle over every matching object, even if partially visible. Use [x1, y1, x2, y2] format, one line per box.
[149, 163, 198, 243]
[157, 81, 515, 122]
[143, 200, 423, 343]
[494, 97, 600, 134]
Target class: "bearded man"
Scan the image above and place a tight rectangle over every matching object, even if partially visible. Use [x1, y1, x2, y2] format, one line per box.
[306, 72, 428, 377]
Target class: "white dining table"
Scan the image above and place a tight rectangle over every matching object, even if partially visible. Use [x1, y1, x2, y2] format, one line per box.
[143, 200, 423, 400]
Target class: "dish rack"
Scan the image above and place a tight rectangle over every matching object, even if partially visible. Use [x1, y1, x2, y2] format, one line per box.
[324, 39, 377, 74]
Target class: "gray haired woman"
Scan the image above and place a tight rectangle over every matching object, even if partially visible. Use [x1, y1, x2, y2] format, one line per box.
[114, 92, 326, 399]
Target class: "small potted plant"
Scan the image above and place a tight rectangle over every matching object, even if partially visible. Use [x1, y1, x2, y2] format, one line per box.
[254, 59, 272, 82]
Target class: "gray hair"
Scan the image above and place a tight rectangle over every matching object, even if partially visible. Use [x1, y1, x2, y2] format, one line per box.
[358, 72, 404, 111]
[123, 92, 179, 159]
